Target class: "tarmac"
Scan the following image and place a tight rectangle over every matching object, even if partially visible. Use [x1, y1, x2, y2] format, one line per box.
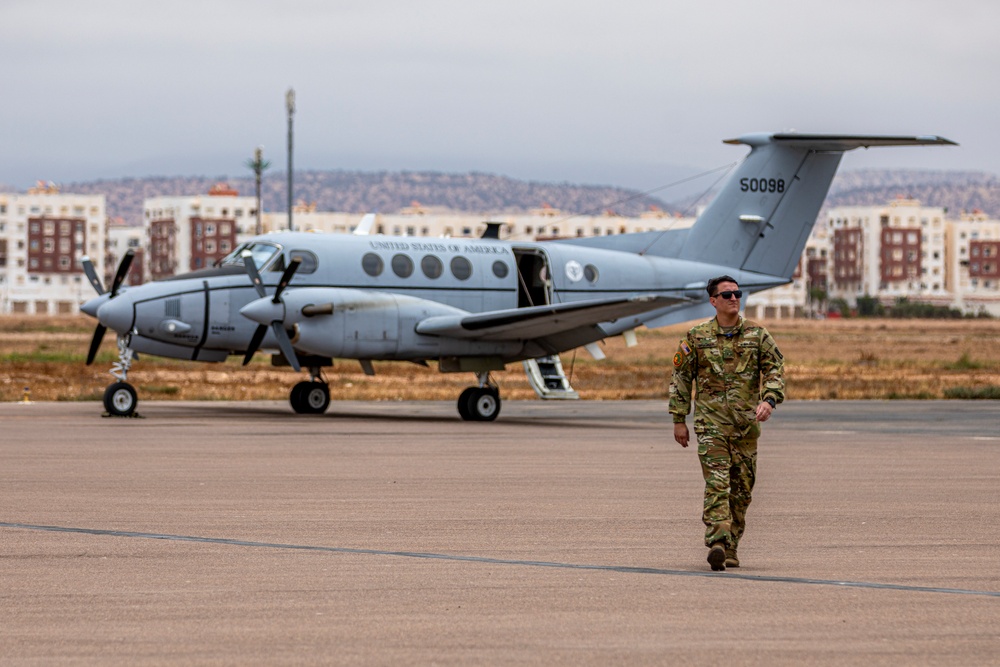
[1, 399, 999, 665]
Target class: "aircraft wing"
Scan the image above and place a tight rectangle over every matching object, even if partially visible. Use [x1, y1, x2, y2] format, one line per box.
[415, 295, 688, 341]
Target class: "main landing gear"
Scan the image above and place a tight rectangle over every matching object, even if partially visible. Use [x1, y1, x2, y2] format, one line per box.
[290, 365, 330, 414]
[457, 372, 501, 422]
[102, 334, 139, 417]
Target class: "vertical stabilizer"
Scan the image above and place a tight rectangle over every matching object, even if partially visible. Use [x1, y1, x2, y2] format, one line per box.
[643, 133, 956, 280]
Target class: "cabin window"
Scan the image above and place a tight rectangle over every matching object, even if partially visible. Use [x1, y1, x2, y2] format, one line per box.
[584, 264, 599, 283]
[362, 253, 383, 277]
[391, 254, 414, 278]
[492, 261, 509, 279]
[421, 255, 443, 279]
[451, 256, 472, 281]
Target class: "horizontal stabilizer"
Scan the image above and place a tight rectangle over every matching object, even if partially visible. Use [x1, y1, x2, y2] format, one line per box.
[416, 295, 687, 341]
[724, 133, 957, 150]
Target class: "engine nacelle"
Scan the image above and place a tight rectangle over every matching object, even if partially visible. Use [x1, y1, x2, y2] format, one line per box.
[261, 288, 521, 361]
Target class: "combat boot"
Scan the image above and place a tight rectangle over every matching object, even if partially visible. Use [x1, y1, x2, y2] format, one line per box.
[707, 542, 726, 571]
[725, 548, 739, 568]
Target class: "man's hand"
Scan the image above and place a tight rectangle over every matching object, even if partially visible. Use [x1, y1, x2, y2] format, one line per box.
[755, 400, 774, 422]
[674, 422, 689, 447]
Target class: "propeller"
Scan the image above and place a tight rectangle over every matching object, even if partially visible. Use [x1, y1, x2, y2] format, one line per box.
[241, 253, 302, 371]
[82, 250, 134, 365]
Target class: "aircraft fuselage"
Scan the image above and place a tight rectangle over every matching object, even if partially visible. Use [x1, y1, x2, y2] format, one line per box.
[86, 231, 753, 366]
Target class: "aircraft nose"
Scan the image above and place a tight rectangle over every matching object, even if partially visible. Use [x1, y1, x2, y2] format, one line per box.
[96, 296, 135, 334]
[80, 293, 110, 318]
[240, 298, 284, 325]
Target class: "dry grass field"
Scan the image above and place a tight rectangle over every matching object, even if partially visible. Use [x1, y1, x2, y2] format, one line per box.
[2, 315, 999, 403]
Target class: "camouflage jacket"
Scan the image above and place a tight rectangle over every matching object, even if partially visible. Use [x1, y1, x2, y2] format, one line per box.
[668, 316, 784, 429]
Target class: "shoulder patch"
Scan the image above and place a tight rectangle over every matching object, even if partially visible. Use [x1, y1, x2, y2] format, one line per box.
[680, 340, 691, 355]
[673, 352, 684, 367]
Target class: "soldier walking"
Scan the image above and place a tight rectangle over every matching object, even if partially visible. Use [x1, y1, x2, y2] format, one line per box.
[669, 275, 785, 571]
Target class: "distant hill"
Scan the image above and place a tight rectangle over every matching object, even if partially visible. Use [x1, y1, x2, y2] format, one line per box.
[825, 169, 1000, 215]
[59, 172, 677, 225]
[39, 167, 1000, 225]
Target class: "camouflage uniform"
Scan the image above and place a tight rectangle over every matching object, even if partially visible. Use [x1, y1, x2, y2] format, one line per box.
[669, 316, 784, 552]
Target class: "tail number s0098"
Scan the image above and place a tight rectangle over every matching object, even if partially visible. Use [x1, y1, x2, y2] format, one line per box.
[740, 178, 785, 193]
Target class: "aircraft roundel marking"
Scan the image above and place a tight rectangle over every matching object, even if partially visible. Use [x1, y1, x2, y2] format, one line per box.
[565, 260, 584, 282]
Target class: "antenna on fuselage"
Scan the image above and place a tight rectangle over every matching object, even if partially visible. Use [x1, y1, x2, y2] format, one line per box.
[481, 222, 503, 239]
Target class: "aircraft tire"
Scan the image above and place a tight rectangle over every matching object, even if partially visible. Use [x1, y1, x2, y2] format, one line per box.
[103, 381, 138, 417]
[304, 382, 331, 414]
[291, 381, 330, 414]
[466, 387, 501, 422]
[457, 387, 476, 420]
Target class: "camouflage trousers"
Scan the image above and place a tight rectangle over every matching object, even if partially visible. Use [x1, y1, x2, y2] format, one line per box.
[697, 427, 758, 549]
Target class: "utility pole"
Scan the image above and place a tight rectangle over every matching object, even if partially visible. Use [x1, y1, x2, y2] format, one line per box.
[245, 146, 270, 236]
[286, 88, 295, 232]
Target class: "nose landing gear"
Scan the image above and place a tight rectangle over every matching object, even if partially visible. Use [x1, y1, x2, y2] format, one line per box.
[103, 335, 139, 417]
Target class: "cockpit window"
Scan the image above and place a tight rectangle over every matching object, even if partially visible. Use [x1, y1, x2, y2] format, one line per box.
[270, 251, 319, 273]
[288, 250, 318, 274]
[219, 242, 281, 271]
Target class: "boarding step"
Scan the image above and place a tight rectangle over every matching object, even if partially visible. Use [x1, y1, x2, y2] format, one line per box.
[522, 355, 579, 400]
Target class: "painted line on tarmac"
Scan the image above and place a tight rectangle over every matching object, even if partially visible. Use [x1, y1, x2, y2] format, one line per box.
[4, 521, 998, 599]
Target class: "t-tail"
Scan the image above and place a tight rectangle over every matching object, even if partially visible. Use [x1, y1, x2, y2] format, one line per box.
[644, 133, 956, 280]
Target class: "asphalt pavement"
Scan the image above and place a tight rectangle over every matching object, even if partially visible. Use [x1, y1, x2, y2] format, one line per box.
[2, 399, 998, 665]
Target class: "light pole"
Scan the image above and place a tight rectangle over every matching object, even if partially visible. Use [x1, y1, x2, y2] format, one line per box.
[245, 146, 270, 236]
[286, 88, 295, 232]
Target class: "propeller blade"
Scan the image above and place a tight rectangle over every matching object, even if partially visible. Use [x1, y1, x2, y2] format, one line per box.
[109, 249, 135, 298]
[242, 324, 268, 366]
[86, 324, 107, 365]
[272, 257, 302, 303]
[242, 251, 267, 298]
[81, 257, 106, 295]
[271, 322, 301, 372]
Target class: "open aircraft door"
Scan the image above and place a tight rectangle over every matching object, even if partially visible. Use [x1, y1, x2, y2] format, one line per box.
[512, 247, 579, 400]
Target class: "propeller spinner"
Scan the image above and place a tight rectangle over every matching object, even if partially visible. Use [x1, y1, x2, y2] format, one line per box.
[81, 250, 134, 365]
[240, 252, 302, 371]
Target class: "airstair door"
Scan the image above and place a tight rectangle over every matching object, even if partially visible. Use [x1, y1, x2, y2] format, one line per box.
[512, 247, 579, 400]
[522, 355, 579, 400]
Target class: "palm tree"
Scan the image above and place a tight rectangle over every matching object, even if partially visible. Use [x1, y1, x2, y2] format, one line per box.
[245, 147, 270, 235]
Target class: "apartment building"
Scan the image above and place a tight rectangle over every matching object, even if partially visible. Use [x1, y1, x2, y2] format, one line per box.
[4, 179, 999, 319]
[744, 226, 830, 319]
[143, 183, 256, 280]
[946, 210, 1000, 315]
[826, 198, 948, 306]
[106, 219, 146, 286]
[0, 183, 105, 315]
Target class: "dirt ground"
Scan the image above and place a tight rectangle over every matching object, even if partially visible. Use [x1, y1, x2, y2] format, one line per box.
[2, 316, 999, 403]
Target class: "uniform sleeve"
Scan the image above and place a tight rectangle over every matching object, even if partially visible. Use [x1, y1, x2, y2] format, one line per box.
[759, 328, 785, 406]
[668, 335, 696, 422]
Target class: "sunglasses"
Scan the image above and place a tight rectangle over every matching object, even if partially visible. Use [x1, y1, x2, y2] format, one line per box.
[713, 290, 742, 300]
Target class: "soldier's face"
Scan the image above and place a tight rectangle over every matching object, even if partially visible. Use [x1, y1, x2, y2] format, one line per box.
[710, 281, 741, 318]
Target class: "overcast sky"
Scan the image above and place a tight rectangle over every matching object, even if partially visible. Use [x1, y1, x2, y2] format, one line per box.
[2, 0, 997, 195]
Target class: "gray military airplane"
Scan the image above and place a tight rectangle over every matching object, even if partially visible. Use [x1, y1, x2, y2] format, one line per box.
[80, 132, 954, 420]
